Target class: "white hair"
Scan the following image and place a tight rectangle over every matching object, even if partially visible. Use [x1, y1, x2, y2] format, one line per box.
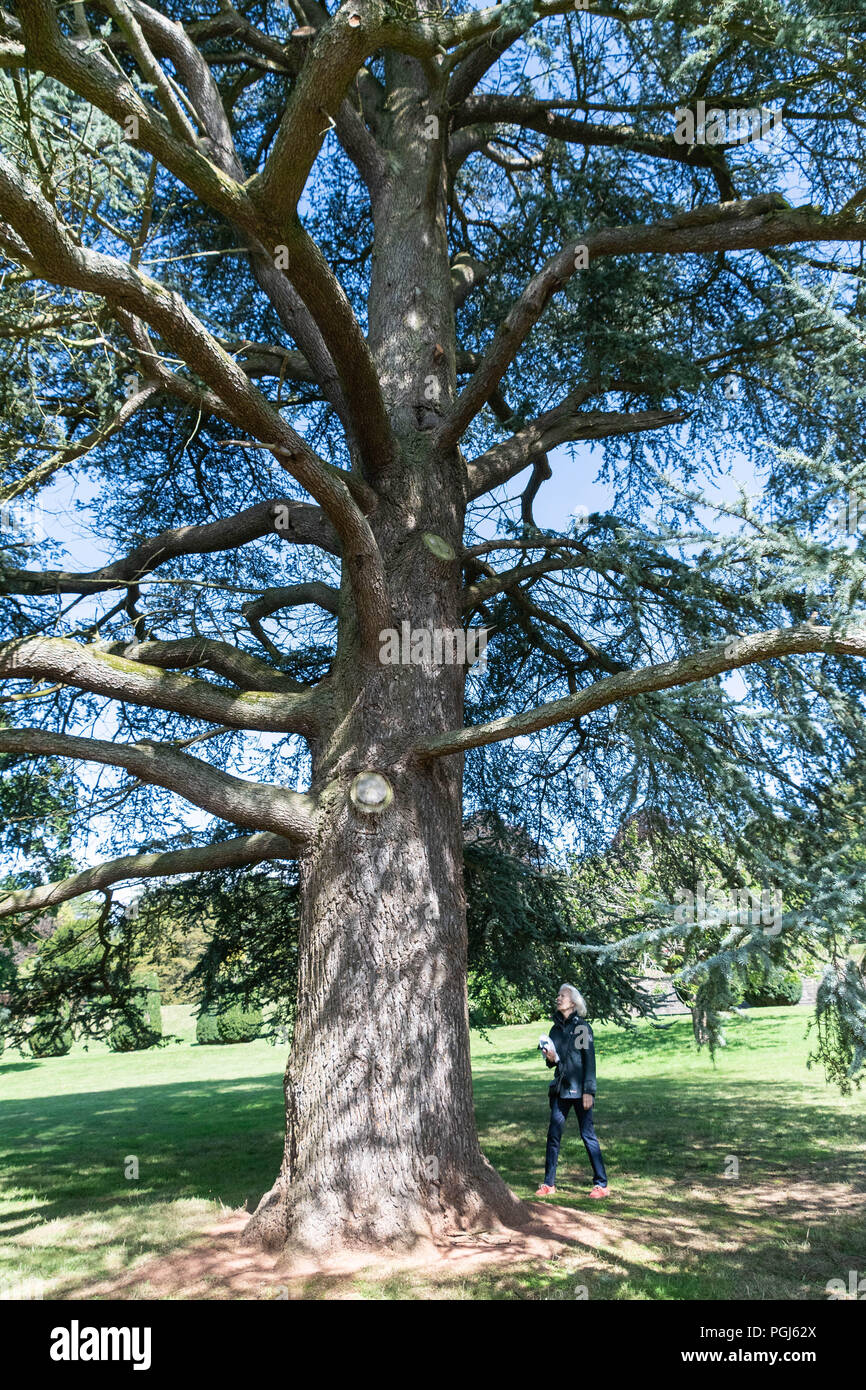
[558, 983, 587, 1017]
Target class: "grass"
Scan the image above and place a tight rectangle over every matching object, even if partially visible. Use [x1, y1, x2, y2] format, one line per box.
[1, 1005, 864, 1299]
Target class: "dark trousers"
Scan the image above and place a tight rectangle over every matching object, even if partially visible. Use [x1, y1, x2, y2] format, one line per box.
[544, 1092, 608, 1188]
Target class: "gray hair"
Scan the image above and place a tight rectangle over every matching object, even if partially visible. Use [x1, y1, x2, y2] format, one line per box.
[558, 983, 587, 1017]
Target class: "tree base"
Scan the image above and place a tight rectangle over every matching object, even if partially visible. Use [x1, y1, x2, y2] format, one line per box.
[240, 1162, 532, 1270]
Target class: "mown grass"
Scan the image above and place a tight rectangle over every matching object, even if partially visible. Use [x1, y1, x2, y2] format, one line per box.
[1, 1005, 863, 1299]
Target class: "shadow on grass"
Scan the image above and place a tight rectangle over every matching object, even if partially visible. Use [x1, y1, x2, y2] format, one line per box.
[0, 1075, 284, 1237]
[3, 1063, 863, 1231]
[0, 1059, 41, 1076]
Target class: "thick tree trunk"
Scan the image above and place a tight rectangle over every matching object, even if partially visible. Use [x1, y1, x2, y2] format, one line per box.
[244, 46, 530, 1263]
[243, 447, 530, 1261]
[244, 750, 527, 1260]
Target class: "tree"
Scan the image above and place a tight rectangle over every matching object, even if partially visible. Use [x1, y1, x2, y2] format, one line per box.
[2, 0, 866, 1261]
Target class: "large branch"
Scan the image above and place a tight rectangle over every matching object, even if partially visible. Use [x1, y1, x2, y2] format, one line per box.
[242, 583, 340, 622]
[0, 153, 390, 652]
[0, 499, 338, 598]
[102, 0, 241, 170]
[0, 637, 323, 735]
[450, 95, 734, 195]
[0, 727, 317, 841]
[98, 638, 313, 694]
[439, 194, 866, 446]
[415, 624, 866, 759]
[465, 400, 687, 500]
[0, 832, 297, 919]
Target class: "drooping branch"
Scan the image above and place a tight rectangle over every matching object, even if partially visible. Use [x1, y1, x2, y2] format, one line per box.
[0, 637, 323, 735]
[0, 726, 318, 841]
[415, 624, 866, 759]
[440, 195, 866, 446]
[0, 832, 298, 919]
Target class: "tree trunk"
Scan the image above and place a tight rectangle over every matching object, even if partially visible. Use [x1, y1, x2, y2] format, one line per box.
[691, 1005, 710, 1047]
[243, 741, 527, 1261]
[243, 546, 529, 1259]
[244, 48, 531, 1263]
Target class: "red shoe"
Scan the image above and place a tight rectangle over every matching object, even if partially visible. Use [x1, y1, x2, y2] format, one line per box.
[588, 1184, 610, 1199]
[535, 1183, 556, 1196]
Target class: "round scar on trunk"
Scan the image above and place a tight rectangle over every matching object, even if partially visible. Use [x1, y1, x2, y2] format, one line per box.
[350, 771, 393, 813]
[421, 532, 456, 561]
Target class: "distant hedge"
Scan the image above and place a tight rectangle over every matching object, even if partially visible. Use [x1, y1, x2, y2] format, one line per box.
[741, 962, 803, 1007]
[29, 1007, 73, 1057]
[196, 1001, 262, 1044]
[195, 1009, 221, 1045]
[108, 971, 163, 1052]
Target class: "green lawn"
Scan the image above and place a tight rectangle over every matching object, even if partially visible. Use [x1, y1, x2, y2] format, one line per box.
[1, 1006, 864, 1299]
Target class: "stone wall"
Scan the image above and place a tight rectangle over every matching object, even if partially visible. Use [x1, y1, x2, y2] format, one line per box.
[634, 972, 822, 1016]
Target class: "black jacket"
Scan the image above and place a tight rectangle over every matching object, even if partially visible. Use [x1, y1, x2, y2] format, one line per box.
[545, 1010, 597, 1098]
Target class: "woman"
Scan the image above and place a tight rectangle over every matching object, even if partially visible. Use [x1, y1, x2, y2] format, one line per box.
[536, 983, 610, 1199]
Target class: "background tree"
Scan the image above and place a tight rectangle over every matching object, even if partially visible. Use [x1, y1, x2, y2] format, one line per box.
[2, 0, 866, 1261]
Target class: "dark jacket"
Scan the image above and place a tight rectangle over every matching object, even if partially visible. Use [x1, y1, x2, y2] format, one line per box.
[545, 1009, 597, 1098]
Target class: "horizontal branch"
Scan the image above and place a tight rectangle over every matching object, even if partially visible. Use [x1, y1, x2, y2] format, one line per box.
[0, 727, 318, 842]
[451, 95, 734, 193]
[0, 637, 323, 735]
[465, 401, 687, 499]
[0, 499, 338, 598]
[415, 624, 866, 759]
[0, 831, 298, 919]
[242, 583, 340, 621]
[99, 638, 311, 694]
